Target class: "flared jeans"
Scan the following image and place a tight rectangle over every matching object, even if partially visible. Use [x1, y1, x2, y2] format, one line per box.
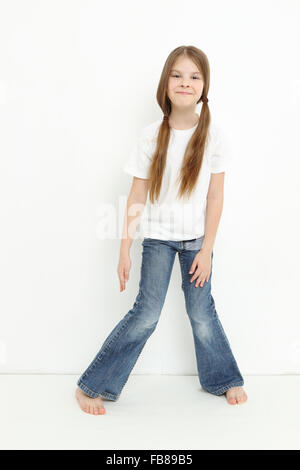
[77, 236, 244, 401]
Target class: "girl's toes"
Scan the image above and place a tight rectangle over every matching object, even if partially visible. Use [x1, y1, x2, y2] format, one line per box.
[238, 393, 247, 404]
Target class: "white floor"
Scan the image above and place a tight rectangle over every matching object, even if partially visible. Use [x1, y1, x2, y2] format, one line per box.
[0, 374, 299, 450]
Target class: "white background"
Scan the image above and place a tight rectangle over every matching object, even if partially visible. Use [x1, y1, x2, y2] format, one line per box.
[0, 0, 299, 376]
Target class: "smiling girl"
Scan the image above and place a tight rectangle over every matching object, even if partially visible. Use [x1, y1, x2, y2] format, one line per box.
[76, 45, 247, 415]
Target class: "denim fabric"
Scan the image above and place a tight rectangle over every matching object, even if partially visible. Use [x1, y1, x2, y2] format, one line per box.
[77, 236, 244, 401]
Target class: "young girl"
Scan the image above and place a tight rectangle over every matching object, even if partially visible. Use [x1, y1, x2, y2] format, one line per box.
[75, 45, 247, 415]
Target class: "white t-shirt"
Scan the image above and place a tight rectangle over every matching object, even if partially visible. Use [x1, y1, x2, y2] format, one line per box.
[123, 118, 228, 241]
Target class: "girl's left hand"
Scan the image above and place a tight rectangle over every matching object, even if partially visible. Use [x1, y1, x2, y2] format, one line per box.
[189, 249, 212, 287]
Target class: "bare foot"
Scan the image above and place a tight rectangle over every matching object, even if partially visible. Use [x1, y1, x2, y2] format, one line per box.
[225, 386, 248, 405]
[75, 387, 106, 415]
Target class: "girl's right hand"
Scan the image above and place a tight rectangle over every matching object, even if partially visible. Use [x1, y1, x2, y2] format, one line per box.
[117, 252, 131, 292]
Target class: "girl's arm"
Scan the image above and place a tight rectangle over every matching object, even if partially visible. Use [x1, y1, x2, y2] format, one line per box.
[120, 176, 149, 255]
[201, 173, 225, 254]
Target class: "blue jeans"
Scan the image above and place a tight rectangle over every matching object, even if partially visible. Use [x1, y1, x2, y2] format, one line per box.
[77, 236, 244, 401]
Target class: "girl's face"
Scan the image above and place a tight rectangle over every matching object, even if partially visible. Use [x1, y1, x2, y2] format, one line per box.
[167, 56, 204, 109]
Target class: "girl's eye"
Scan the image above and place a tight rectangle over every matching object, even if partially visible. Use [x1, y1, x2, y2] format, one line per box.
[171, 74, 200, 80]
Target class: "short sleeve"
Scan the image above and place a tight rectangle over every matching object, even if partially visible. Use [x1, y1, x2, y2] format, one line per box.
[209, 123, 228, 173]
[123, 132, 153, 179]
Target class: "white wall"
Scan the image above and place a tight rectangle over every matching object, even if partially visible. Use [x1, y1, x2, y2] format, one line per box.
[0, 0, 300, 375]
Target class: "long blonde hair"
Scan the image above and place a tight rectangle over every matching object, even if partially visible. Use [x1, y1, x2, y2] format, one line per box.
[148, 45, 211, 204]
